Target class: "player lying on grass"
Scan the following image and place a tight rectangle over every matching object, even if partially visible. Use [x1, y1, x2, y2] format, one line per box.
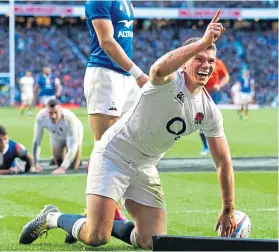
[0, 125, 35, 174]
[32, 99, 83, 175]
[19, 10, 236, 249]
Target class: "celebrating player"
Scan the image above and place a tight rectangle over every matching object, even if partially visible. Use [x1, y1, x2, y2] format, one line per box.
[19, 11, 236, 249]
[32, 99, 83, 175]
[0, 125, 34, 174]
[19, 71, 35, 117]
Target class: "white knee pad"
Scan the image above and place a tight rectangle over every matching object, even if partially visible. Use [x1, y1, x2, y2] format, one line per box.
[72, 218, 87, 240]
[130, 227, 139, 248]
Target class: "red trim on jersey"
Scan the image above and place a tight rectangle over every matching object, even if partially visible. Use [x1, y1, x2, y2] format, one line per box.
[15, 143, 22, 152]
[202, 87, 212, 101]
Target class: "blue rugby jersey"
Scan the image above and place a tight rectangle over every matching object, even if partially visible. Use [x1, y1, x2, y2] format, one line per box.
[238, 75, 253, 93]
[37, 74, 56, 97]
[85, 0, 134, 76]
[0, 140, 27, 169]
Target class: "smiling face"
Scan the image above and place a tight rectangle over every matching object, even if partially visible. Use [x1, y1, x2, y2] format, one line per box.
[183, 49, 216, 88]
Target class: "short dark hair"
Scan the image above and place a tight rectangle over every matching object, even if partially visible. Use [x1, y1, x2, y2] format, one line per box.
[183, 37, 217, 51]
[47, 99, 60, 108]
[0, 125, 7, 136]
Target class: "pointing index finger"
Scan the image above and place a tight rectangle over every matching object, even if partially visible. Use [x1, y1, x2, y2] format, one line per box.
[210, 10, 221, 23]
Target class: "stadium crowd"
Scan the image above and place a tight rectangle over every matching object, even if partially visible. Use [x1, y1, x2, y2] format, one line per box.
[0, 17, 277, 106]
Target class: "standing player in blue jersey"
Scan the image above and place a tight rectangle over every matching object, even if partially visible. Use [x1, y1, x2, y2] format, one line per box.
[83, 0, 148, 143]
[35, 67, 62, 106]
[235, 70, 255, 119]
[0, 125, 36, 174]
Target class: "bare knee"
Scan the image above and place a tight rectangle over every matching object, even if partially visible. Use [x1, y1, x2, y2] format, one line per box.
[85, 232, 110, 247]
[136, 234, 153, 249]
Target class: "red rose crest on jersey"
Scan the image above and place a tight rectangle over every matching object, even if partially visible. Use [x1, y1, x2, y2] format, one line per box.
[194, 112, 204, 125]
[109, 102, 117, 111]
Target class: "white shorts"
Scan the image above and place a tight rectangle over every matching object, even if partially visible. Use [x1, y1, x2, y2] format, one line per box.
[84, 67, 140, 116]
[239, 92, 251, 105]
[86, 143, 165, 209]
[39, 95, 56, 106]
[233, 94, 240, 105]
[21, 94, 33, 106]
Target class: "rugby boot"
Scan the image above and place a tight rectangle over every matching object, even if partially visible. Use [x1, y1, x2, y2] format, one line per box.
[19, 205, 60, 244]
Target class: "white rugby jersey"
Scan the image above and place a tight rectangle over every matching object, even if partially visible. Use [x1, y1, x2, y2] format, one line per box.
[19, 76, 35, 97]
[101, 70, 225, 166]
[33, 108, 83, 169]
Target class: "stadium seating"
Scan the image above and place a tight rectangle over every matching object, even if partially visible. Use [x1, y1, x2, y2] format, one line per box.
[0, 18, 277, 106]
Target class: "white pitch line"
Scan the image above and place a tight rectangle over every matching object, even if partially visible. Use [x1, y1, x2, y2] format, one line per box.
[170, 208, 278, 214]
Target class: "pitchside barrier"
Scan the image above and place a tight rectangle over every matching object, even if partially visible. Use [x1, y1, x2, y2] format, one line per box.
[152, 235, 278, 251]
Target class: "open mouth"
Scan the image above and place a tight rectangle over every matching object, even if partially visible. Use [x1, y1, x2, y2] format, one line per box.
[197, 70, 209, 78]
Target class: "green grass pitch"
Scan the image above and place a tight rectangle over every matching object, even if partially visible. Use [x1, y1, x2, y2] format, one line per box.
[0, 172, 277, 251]
[0, 107, 277, 158]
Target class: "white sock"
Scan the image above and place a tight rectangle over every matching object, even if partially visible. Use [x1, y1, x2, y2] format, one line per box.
[46, 212, 62, 228]
[72, 218, 87, 240]
[130, 227, 139, 248]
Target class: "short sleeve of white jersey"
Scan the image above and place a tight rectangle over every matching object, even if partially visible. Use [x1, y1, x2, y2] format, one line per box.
[202, 108, 225, 138]
[145, 73, 178, 93]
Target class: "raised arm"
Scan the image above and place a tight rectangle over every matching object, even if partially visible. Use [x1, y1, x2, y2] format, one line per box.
[150, 10, 225, 86]
[207, 136, 236, 237]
